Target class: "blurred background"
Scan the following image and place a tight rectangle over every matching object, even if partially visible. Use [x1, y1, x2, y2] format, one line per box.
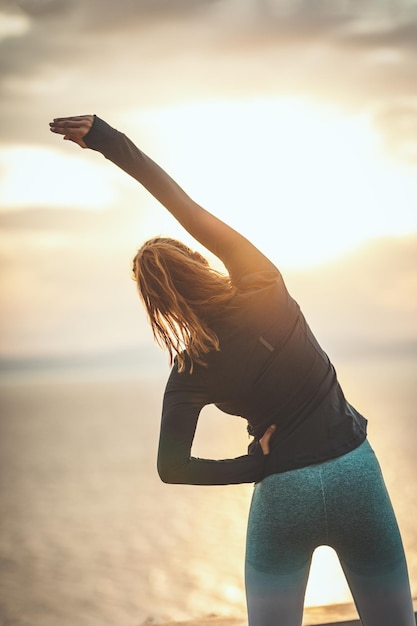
[0, 1, 416, 624]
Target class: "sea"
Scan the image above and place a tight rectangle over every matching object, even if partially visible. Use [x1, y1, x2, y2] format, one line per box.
[0, 353, 416, 626]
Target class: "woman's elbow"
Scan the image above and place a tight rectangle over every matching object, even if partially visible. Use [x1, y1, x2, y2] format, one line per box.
[157, 458, 185, 484]
[158, 466, 175, 484]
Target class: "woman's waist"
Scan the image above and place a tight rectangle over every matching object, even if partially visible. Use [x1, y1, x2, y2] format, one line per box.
[261, 413, 367, 476]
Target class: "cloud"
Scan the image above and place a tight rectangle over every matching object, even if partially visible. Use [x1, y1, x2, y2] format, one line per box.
[0, 144, 123, 208]
[1, 218, 416, 361]
[0, 206, 111, 230]
[287, 233, 417, 357]
[1, 1, 416, 83]
[15, 0, 218, 20]
[0, 219, 148, 358]
[340, 13, 417, 50]
[1, 0, 417, 194]
[13, 0, 71, 18]
[374, 101, 417, 164]
[13, 0, 414, 40]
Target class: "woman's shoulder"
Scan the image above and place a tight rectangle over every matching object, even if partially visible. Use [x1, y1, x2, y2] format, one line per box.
[234, 268, 286, 296]
[230, 268, 299, 330]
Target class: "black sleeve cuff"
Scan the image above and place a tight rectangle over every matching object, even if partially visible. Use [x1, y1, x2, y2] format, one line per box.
[83, 115, 118, 153]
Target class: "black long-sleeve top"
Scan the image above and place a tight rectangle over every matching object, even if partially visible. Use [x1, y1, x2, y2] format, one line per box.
[85, 116, 367, 486]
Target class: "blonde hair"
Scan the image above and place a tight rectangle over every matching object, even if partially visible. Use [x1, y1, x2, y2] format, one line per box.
[132, 237, 236, 372]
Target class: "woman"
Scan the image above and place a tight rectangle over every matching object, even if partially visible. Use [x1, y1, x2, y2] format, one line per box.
[50, 114, 415, 625]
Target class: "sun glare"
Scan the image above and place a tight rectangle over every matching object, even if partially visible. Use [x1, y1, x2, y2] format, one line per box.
[0, 146, 117, 210]
[0, 10, 31, 40]
[124, 97, 417, 268]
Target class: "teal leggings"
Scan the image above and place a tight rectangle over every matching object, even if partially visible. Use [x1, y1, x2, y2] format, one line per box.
[245, 440, 415, 625]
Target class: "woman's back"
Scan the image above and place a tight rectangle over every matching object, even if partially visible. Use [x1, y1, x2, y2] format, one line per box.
[162, 265, 367, 481]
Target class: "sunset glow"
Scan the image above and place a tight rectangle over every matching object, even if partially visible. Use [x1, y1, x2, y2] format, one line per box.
[124, 97, 417, 267]
[0, 146, 117, 210]
[1, 0, 416, 620]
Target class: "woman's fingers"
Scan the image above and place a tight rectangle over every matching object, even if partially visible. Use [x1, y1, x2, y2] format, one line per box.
[49, 115, 94, 148]
[259, 424, 276, 456]
[51, 115, 94, 125]
[49, 115, 94, 133]
[53, 115, 92, 122]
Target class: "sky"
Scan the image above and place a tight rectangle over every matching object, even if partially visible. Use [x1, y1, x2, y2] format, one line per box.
[1, 0, 417, 361]
[1, 1, 417, 616]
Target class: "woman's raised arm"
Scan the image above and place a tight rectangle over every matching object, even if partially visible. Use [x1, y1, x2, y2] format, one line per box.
[49, 115, 277, 281]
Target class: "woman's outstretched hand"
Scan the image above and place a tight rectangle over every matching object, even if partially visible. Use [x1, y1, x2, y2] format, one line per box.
[259, 424, 276, 456]
[49, 115, 94, 148]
